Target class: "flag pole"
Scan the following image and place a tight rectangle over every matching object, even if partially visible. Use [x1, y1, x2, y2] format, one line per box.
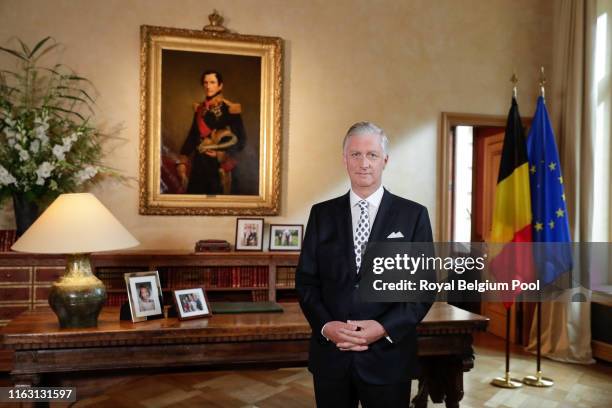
[490, 72, 524, 389]
[523, 302, 554, 386]
[523, 66, 554, 388]
[491, 307, 523, 388]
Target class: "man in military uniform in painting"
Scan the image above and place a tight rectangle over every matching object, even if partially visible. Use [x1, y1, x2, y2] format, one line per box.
[177, 70, 245, 194]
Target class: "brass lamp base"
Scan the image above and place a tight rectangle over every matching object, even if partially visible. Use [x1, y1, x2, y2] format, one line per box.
[48, 254, 106, 328]
[523, 371, 554, 387]
[491, 372, 523, 388]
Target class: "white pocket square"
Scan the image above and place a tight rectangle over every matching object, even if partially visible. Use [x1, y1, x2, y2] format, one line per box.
[387, 231, 404, 239]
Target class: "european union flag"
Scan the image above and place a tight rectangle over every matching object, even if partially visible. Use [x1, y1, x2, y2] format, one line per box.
[527, 96, 572, 285]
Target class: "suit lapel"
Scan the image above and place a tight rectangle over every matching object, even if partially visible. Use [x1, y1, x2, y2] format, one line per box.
[335, 192, 357, 276]
[369, 189, 395, 243]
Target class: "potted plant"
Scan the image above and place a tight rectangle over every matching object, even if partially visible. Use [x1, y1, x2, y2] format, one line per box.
[0, 37, 114, 236]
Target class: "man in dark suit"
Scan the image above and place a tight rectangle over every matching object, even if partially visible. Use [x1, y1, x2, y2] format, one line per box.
[296, 121, 434, 407]
[177, 70, 246, 195]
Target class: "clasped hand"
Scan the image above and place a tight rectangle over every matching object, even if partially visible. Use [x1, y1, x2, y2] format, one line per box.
[322, 320, 387, 352]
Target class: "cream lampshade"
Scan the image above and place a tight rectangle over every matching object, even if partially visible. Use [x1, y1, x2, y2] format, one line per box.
[12, 193, 139, 328]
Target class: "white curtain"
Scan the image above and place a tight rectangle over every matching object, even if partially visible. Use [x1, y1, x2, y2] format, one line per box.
[526, 0, 598, 364]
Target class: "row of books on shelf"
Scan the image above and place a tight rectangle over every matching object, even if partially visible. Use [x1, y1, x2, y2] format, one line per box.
[96, 266, 273, 290]
[276, 266, 296, 288]
[162, 266, 270, 288]
[106, 292, 128, 306]
[251, 290, 268, 301]
[96, 267, 150, 290]
[0, 230, 16, 252]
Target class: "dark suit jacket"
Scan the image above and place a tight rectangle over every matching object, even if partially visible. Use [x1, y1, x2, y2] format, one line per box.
[180, 100, 246, 195]
[296, 189, 433, 385]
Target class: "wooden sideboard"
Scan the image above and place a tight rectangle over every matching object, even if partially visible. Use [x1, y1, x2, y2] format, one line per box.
[0, 251, 300, 326]
[0, 253, 64, 327]
[1, 302, 488, 408]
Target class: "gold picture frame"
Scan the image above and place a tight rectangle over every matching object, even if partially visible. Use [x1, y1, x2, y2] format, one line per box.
[139, 24, 282, 215]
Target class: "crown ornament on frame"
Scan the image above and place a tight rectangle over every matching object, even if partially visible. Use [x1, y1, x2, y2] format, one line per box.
[203, 10, 228, 33]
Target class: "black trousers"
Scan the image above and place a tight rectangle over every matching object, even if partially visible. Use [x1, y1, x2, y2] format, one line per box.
[187, 154, 221, 194]
[313, 371, 411, 408]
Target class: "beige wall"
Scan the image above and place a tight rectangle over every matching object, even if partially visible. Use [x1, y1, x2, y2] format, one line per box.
[0, 0, 553, 249]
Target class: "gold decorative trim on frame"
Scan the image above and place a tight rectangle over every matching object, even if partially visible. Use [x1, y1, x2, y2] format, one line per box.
[139, 24, 282, 215]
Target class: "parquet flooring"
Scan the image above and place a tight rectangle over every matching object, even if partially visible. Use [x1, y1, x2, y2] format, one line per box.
[1, 332, 610, 407]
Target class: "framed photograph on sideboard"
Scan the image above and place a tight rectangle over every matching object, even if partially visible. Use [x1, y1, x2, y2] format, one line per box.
[124, 271, 164, 322]
[172, 287, 212, 320]
[269, 224, 303, 252]
[235, 218, 264, 251]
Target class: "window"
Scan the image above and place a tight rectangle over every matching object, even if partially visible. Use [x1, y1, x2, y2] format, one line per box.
[593, 0, 612, 241]
[453, 126, 473, 242]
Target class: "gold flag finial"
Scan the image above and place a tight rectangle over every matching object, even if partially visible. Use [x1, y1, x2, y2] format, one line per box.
[539, 66, 546, 100]
[511, 72, 518, 99]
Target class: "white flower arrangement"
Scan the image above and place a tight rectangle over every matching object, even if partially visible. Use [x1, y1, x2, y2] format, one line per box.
[0, 37, 114, 205]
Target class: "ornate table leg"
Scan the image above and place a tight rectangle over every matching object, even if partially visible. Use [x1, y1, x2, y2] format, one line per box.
[439, 356, 465, 408]
[411, 354, 473, 408]
[410, 378, 429, 408]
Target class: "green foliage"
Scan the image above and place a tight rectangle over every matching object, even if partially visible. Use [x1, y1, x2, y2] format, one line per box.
[0, 37, 113, 205]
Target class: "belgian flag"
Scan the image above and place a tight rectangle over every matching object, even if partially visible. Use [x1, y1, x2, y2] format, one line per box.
[489, 97, 535, 308]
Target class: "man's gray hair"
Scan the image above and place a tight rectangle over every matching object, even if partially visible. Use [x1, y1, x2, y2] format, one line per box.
[342, 121, 389, 155]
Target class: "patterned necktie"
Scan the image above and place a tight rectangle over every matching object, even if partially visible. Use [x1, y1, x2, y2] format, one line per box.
[354, 200, 370, 272]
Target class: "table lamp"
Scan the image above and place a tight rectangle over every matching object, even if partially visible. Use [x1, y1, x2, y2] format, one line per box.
[12, 193, 139, 328]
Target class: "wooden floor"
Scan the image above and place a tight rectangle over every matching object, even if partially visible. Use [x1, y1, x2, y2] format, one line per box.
[1, 332, 611, 408]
